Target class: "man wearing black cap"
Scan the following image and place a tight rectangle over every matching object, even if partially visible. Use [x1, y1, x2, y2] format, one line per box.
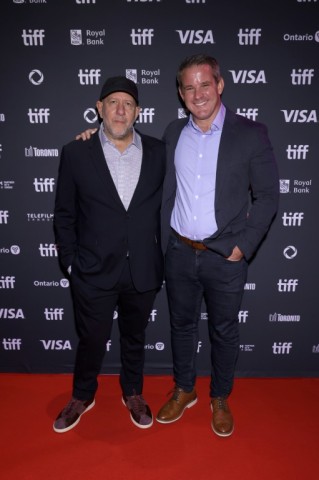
[53, 76, 166, 432]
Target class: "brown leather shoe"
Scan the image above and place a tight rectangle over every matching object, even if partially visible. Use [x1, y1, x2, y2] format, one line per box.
[211, 397, 234, 437]
[156, 387, 197, 424]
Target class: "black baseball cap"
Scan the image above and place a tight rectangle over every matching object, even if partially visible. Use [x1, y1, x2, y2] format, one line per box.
[99, 76, 139, 104]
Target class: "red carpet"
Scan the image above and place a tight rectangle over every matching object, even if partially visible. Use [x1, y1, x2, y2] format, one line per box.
[1, 374, 318, 480]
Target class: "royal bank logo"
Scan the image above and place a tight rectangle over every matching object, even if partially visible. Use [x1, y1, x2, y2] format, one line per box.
[178, 108, 188, 119]
[176, 29, 214, 44]
[29, 69, 44, 85]
[287, 145, 309, 160]
[71, 29, 105, 46]
[236, 108, 258, 121]
[71, 29, 82, 45]
[238, 28, 262, 45]
[281, 109, 318, 123]
[282, 180, 312, 194]
[22, 29, 45, 46]
[291, 68, 315, 85]
[126, 69, 138, 83]
[130, 28, 154, 45]
[78, 68, 101, 85]
[229, 70, 266, 84]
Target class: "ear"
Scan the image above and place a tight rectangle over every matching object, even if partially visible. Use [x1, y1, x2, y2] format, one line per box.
[96, 100, 103, 118]
[134, 106, 141, 122]
[217, 77, 225, 95]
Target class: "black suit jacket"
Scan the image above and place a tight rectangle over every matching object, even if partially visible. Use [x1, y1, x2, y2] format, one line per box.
[54, 131, 166, 291]
[161, 108, 279, 260]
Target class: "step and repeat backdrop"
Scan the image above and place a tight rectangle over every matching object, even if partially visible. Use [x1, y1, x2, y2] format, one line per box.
[0, 0, 318, 377]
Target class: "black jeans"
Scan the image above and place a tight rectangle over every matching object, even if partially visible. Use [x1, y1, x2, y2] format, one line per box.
[70, 260, 157, 400]
[165, 233, 248, 398]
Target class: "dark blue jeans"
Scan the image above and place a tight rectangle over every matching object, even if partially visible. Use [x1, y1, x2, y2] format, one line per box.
[165, 233, 248, 398]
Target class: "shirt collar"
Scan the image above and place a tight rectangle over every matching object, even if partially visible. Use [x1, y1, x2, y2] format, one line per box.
[99, 123, 142, 150]
[188, 103, 226, 134]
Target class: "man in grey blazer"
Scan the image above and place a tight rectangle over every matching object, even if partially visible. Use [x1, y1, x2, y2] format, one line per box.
[53, 76, 166, 433]
[156, 54, 279, 436]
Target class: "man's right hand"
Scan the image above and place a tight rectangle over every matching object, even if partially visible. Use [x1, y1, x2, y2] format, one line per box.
[75, 128, 98, 141]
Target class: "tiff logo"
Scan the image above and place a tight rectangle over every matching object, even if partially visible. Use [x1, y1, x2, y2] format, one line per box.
[22, 29, 45, 46]
[186, 0, 206, 3]
[287, 145, 309, 160]
[76, 0, 97, 3]
[291, 68, 314, 85]
[282, 212, 304, 226]
[149, 309, 157, 322]
[78, 68, 101, 85]
[130, 29, 154, 45]
[44, 308, 64, 320]
[2, 338, 22, 350]
[136, 108, 155, 123]
[277, 279, 298, 292]
[106, 340, 112, 351]
[28, 108, 50, 123]
[0, 276, 15, 289]
[39, 243, 58, 257]
[33, 178, 55, 192]
[272, 342, 292, 354]
[238, 311, 248, 323]
[238, 28, 262, 45]
[197, 341, 202, 353]
[0, 210, 9, 224]
[236, 108, 258, 121]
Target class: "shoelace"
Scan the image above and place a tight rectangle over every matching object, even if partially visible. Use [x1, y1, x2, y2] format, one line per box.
[215, 397, 227, 411]
[170, 387, 183, 402]
[127, 394, 146, 413]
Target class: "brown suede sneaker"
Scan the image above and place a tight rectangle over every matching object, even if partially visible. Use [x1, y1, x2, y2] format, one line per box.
[211, 397, 234, 437]
[156, 386, 197, 424]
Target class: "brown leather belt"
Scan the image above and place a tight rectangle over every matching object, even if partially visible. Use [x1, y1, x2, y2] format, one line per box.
[172, 229, 208, 250]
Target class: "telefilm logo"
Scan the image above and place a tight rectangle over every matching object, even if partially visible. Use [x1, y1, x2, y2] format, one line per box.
[0, 308, 25, 319]
[27, 213, 54, 222]
[33, 278, 69, 288]
[286, 145, 309, 160]
[176, 30, 214, 44]
[0, 245, 21, 255]
[126, 68, 160, 85]
[240, 344, 255, 352]
[236, 108, 258, 121]
[25, 146, 59, 157]
[229, 70, 266, 84]
[70, 29, 105, 46]
[269, 313, 300, 322]
[272, 342, 293, 354]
